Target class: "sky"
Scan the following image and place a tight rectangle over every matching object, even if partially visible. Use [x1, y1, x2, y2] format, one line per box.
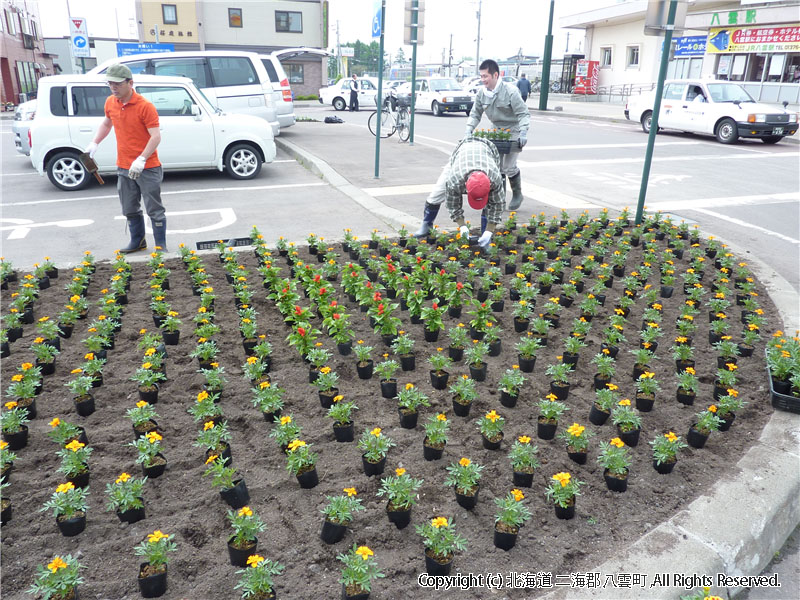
[38, 0, 599, 61]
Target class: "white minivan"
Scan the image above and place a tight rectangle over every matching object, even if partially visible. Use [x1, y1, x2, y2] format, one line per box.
[90, 51, 281, 136]
[29, 74, 276, 191]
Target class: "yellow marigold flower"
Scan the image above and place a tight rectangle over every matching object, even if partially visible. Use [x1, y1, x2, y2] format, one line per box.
[708, 405, 717, 413]
[238, 506, 253, 517]
[116, 472, 131, 484]
[485, 410, 500, 423]
[606, 383, 619, 391]
[665, 432, 678, 443]
[65, 440, 85, 452]
[552, 472, 571, 487]
[319, 366, 331, 375]
[518, 435, 531, 444]
[619, 398, 631, 406]
[727, 388, 739, 397]
[641, 371, 655, 379]
[685, 367, 696, 375]
[280, 416, 292, 425]
[566, 423, 585, 437]
[205, 454, 219, 465]
[610, 437, 625, 448]
[370, 427, 382, 437]
[459, 457, 471, 467]
[405, 383, 414, 390]
[147, 530, 169, 543]
[11, 374, 23, 381]
[333, 395, 344, 403]
[144, 347, 156, 357]
[355, 546, 373, 561]
[49, 417, 61, 428]
[394, 467, 407, 477]
[726, 363, 738, 371]
[5, 401, 18, 410]
[47, 557, 68, 573]
[56, 482, 75, 493]
[259, 381, 270, 389]
[343, 487, 357, 497]
[203, 421, 215, 431]
[511, 488, 525, 502]
[431, 517, 449, 529]
[546, 393, 558, 401]
[287, 439, 306, 452]
[146, 431, 162, 443]
[21, 362, 33, 371]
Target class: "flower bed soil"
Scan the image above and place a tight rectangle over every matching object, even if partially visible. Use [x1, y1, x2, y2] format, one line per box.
[0, 231, 777, 600]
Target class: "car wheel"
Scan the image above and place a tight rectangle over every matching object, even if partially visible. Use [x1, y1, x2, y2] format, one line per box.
[761, 136, 783, 144]
[224, 143, 262, 180]
[432, 101, 441, 117]
[641, 111, 653, 134]
[333, 97, 346, 111]
[715, 118, 739, 144]
[46, 151, 91, 191]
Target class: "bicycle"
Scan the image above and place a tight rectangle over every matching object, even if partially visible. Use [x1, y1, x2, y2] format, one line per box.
[368, 98, 411, 142]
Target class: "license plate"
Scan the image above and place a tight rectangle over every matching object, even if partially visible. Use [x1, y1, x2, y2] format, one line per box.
[772, 127, 784, 135]
[459, 104, 467, 110]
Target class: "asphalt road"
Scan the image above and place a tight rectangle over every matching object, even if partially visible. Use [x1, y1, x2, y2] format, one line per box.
[301, 102, 800, 301]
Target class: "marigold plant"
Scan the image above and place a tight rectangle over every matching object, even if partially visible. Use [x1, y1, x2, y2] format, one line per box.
[134, 530, 177, 569]
[321, 488, 365, 525]
[544, 472, 584, 508]
[444, 457, 484, 493]
[27, 554, 85, 600]
[494, 489, 532, 529]
[597, 438, 631, 476]
[40, 481, 89, 519]
[415, 517, 467, 561]
[650, 431, 688, 466]
[357, 427, 395, 462]
[105, 472, 147, 513]
[228, 506, 266, 547]
[423, 413, 450, 447]
[337, 544, 385, 595]
[376, 467, 424, 510]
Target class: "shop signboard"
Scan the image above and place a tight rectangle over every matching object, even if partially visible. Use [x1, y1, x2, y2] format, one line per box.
[707, 24, 800, 53]
[674, 36, 707, 56]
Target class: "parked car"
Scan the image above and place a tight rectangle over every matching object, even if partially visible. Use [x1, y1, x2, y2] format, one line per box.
[318, 77, 378, 111]
[29, 74, 276, 191]
[12, 98, 37, 155]
[397, 77, 474, 116]
[625, 79, 798, 144]
[90, 50, 280, 137]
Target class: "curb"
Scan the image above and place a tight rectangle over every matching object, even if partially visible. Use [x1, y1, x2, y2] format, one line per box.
[277, 134, 800, 600]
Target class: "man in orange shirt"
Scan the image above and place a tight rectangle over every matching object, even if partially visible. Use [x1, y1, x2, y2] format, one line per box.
[86, 64, 165, 252]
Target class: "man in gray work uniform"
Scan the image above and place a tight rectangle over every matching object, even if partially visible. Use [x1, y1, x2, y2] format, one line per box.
[415, 59, 530, 237]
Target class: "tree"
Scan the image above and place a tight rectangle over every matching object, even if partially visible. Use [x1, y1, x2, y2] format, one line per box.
[395, 48, 406, 66]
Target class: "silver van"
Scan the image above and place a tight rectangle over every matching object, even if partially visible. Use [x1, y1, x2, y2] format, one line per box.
[90, 51, 280, 136]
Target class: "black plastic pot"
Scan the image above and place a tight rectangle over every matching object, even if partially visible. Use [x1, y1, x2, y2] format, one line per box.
[142, 454, 167, 478]
[448, 346, 464, 362]
[398, 408, 419, 429]
[57, 513, 86, 537]
[362, 455, 386, 477]
[518, 355, 536, 373]
[513, 470, 534, 488]
[499, 390, 518, 408]
[469, 363, 487, 382]
[494, 526, 518, 551]
[423, 440, 444, 461]
[653, 459, 676, 474]
[604, 469, 628, 492]
[481, 433, 503, 450]
[554, 501, 576, 520]
[537, 418, 557, 440]
[549, 381, 569, 401]
[117, 505, 146, 524]
[161, 331, 180, 346]
[138, 563, 168, 598]
[588, 404, 610, 426]
[74, 394, 95, 417]
[356, 360, 374, 380]
[452, 398, 472, 417]
[296, 467, 319, 489]
[399, 354, 416, 372]
[2, 425, 28, 451]
[220, 479, 250, 508]
[333, 422, 355, 442]
[454, 485, 479, 510]
[429, 370, 449, 390]
[321, 519, 348, 544]
[380, 379, 397, 399]
[386, 504, 412, 529]
[617, 427, 641, 448]
[425, 553, 453, 576]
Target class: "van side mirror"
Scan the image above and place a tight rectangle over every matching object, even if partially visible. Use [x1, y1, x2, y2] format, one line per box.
[783, 101, 789, 109]
[192, 104, 201, 119]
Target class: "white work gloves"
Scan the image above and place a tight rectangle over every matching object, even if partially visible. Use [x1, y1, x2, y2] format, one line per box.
[519, 132, 528, 148]
[458, 225, 470, 240]
[85, 142, 98, 159]
[128, 156, 146, 180]
[478, 231, 493, 248]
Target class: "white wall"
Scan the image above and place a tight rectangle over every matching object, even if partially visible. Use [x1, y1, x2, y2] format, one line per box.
[200, 1, 321, 48]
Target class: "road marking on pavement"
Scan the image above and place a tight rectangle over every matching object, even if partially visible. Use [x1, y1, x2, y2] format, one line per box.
[0, 172, 38, 176]
[113, 208, 237, 234]
[651, 192, 799, 211]
[689, 207, 800, 245]
[1, 181, 327, 207]
[0, 217, 94, 239]
[518, 151, 798, 168]
[364, 184, 434, 196]
[524, 141, 703, 151]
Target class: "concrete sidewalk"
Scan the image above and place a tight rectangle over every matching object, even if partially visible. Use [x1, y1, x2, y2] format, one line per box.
[277, 112, 800, 600]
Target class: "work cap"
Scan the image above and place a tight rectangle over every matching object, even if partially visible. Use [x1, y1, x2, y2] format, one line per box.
[106, 64, 133, 82]
[466, 171, 491, 210]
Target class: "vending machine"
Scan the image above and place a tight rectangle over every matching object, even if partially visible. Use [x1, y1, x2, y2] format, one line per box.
[574, 60, 599, 95]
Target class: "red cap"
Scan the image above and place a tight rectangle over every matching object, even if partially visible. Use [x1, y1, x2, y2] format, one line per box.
[466, 171, 491, 210]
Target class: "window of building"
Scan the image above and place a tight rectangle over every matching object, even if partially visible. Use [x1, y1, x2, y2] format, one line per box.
[5, 9, 17, 35]
[600, 46, 612, 68]
[626, 45, 639, 68]
[228, 8, 243, 28]
[153, 58, 209, 88]
[275, 11, 302, 33]
[162, 4, 178, 25]
[16, 61, 36, 98]
[71, 86, 109, 116]
[285, 64, 304, 84]
[208, 57, 257, 86]
[31, 20, 37, 39]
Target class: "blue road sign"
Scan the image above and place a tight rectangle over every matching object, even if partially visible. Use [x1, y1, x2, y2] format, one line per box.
[73, 35, 87, 48]
[372, 2, 382, 38]
[116, 43, 175, 57]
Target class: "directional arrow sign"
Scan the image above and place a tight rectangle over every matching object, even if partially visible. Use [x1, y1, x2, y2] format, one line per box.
[69, 17, 90, 58]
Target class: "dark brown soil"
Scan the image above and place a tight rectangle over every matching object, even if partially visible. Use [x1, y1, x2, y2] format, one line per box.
[0, 229, 777, 600]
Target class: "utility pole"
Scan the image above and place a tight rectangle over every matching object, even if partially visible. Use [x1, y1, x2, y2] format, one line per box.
[336, 20, 342, 78]
[448, 33, 453, 77]
[565, 32, 570, 53]
[475, 0, 481, 74]
[538, 0, 555, 111]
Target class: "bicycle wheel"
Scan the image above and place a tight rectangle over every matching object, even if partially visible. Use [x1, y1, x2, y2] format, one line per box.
[396, 111, 410, 142]
[368, 109, 395, 138]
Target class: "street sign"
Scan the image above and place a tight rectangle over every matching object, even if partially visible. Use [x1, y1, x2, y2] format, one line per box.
[404, 0, 425, 45]
[116, 43, 175, 57]
[372, 1, 382, 38]
[69, 17, 90, 58]
[644, 0, 687, 36]
[340, 46, 355, 57]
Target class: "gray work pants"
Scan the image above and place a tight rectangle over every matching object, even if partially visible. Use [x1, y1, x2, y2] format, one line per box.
[117, 167, 165, 221]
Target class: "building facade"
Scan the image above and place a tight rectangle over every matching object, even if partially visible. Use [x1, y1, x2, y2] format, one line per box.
[134, 0, 327, 96]
[561, 0, 800, 104]
[0, 0, 55, 105]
